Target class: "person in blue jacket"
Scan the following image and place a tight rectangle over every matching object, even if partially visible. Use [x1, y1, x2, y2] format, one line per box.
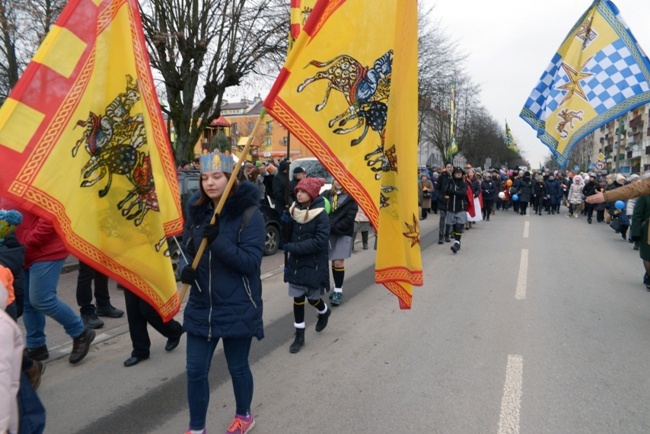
[179, 150, 265, 434]
[283, 177, 331, 354]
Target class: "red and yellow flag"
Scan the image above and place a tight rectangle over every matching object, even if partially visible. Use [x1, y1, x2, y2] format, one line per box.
[289, 0, 318, 51]
[265, 0, 422, 308]
[0, 0, 182, 321]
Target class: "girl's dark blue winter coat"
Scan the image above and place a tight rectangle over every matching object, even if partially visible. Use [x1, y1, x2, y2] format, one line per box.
[181, 181, 265, 341]
[321, 189, 358, 236]
[284, 196, 331, 291]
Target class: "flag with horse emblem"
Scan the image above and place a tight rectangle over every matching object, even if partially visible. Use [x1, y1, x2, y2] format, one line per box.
[0, 0, 183, 321]
[505, 120, 520, 154]
[520, 0, 650, 167]
[265, 0, 422, 308]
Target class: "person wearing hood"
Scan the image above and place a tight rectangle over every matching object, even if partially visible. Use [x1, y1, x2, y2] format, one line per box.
[179, 151, 265, 434]
[567, 175, 584, 219]
[0, 279, 23, 434]
[545, 173, 561, 214]
[283, 177, 331, 354]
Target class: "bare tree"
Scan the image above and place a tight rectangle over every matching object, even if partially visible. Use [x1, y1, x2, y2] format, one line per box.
[140, 0, 287, 163]
[0, 0, 64, 99]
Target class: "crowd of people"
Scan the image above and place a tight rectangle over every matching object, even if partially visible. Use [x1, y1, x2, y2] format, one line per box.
[10, 150, 648, 433]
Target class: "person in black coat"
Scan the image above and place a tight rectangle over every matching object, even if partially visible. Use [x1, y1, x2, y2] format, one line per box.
[481, 175, 497, 221]
[436, 163, 454, 244]
[283, 177, 331, 354]
[532, 174, 548, 216]
[445, 167, 468, 254]
[322, 180, 358, 306]
[582, 176, 598, 223]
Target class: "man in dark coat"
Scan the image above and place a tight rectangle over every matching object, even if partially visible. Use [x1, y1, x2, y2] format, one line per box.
[436, 163, 454, 244]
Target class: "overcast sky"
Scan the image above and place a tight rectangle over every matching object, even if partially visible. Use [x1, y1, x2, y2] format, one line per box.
[425, 0, 650, 168]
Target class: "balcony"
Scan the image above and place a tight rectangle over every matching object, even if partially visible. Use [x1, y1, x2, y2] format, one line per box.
[630, 114, 643, 129]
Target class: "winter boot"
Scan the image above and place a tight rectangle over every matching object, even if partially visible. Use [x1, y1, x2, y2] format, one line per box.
[289, 328, 305, 353]
[438, 234, 444, 245]
[444, 233, 451, 243]
[450, 240, 460, 254]
[315, 308, 331, 332]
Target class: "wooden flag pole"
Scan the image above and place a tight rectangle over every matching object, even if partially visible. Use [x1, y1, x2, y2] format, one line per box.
[179, 109, 266, 304]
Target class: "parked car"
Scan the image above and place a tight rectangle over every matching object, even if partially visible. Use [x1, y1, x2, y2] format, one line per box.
[168, 170, 281, 279]
[289, 157, 334, 193]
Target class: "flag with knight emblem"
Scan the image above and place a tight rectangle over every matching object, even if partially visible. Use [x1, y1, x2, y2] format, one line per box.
[265, 0, 422, 308]
[520, 0, 650, 167]
[0, 0, 183, 321]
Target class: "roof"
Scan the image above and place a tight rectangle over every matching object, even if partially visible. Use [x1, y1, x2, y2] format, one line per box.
[209, 115, 230, 127]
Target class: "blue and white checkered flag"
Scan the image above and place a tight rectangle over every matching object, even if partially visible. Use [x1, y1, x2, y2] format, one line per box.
[520, 0, 650, 167]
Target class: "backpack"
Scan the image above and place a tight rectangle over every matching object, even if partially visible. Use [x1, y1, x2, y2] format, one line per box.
[237, 206, 259, 243]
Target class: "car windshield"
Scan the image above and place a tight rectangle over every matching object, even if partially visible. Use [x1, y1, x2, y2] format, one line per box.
[290, 160, 334, 183]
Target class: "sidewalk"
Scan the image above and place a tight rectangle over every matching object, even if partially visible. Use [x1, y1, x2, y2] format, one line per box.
[20, 249, 287, 361]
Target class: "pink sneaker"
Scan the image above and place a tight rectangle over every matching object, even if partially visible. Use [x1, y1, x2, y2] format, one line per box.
[225, 414, 255, 433]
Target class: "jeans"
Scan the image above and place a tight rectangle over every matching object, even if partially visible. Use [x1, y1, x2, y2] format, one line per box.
[23, 259, 85, 348]
[186, 333, 253, 430]
[76, 261, 111, 315]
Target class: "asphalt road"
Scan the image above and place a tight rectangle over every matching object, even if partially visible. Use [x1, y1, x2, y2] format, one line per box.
[32, 208, 650, 433]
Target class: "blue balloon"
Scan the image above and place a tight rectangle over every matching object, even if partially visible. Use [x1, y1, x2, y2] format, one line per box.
[615, 200, 625, 210]
[512, 194, 519, 201]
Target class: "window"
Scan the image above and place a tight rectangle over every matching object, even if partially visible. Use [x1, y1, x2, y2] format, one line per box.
[266, 122, 272, 134]
[266, 137, 272, 147]
[248, 122, 254, 131]
[232, 123, 238, 135]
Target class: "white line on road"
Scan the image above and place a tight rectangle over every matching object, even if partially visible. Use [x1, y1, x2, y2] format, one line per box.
[523, 221, 529, 239]
[515, 249, 528, 300]
[497, 354, 523, 434]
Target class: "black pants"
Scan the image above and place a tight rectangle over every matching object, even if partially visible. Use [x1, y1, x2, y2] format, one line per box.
[421, 207, 428, 219]
[124, 289, 183, 358]
[596, 209, 605, 222]
[585, 204, 595, 221]
[76, 261, 111, 315]
[520, 202, 529, 215]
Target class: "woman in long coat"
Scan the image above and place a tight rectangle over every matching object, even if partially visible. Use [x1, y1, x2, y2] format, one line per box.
[418, 173, 434, 220]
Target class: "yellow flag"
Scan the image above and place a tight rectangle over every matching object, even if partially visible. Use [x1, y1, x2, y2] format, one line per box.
[265, 0, 422, 308]
[0, 0, 182, 321]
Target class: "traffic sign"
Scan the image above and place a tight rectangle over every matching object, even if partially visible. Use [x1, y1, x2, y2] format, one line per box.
[574, 165, 581, 171]
[595, 161, 605, 170]
[597, 153, 605, 161]
[588, 163, 596, 170]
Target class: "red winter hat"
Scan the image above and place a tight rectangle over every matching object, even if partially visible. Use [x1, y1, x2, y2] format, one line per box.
[295, 177, 325, 200]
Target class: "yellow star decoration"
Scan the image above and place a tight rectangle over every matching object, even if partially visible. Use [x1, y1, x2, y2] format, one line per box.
[402, 214, 420, 248]
[558, 60, 593, 106]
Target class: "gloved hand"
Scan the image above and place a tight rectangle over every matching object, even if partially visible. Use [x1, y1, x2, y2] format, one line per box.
[180, 266, 197, 285]
[283, 243, 293, 253]
[284, 267, 289, 274]
[202, 214, 220, 244]
[281, 211, 292, 224]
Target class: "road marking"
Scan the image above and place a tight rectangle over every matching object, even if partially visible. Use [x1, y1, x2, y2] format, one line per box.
[523, 221, 529, 239]
[515, 249, 528, 300]
[497, 354, 523, 434]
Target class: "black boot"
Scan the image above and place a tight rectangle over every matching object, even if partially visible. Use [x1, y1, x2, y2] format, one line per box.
[444, 233, 451, 243]
[290, 328, 305, 353]
[644, 273, 650, 290]
[438, 234, 444, 245]
[315, 309, 331, 332]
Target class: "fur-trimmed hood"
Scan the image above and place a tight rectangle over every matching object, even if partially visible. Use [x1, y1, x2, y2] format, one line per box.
[187, 181, 260, 224]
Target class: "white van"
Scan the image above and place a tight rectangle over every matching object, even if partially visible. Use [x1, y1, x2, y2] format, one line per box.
[289, 157, 334, 193]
